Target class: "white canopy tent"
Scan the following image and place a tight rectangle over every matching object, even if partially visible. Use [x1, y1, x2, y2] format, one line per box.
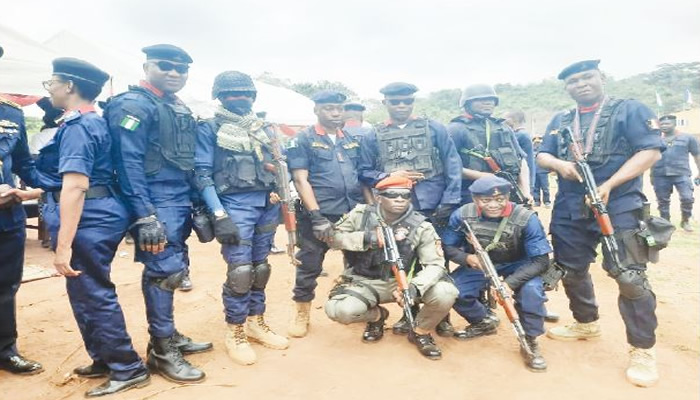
[0, 25, 316, 126]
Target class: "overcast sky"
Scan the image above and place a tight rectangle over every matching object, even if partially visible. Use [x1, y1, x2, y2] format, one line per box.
[3, 0, 699, 98]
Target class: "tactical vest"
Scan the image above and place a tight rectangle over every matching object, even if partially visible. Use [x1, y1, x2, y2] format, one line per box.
[557, 98, 628, 165]
[461, 203, 534, 264]
[344, 206, 427, 280]
[129, 87, 197, 176]
[375, 119, 443, 179]
[207, 120, 276, 194]
[453, 116, 521, 176]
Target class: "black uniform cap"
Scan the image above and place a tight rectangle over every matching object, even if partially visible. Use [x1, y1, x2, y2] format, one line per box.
[311, 90, 347, 104]
[344, 102, 366, 111]
[379, 82, 418, 96]
[558, 59, 600, 80]
[142, 44, 193, 64]
[659, 115, 677, 121]
[52, 57, 109, 88]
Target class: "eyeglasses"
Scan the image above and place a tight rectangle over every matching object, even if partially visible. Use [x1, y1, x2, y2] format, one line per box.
[387, 98, 415, 106]
[379, 191, 412, 199]
[152, 60, 189, 74]
[42, 79, 65, 90]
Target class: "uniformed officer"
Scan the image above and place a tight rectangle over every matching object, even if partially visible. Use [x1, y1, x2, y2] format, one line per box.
[194, 70, 288, 365]
[505, 110, 535, 199]
[442, 176, 549, 371]
[651, 114, 700, 231]
[0, 45, 43, 376]
[531, 136, 551, 208]
[537, 60, 664, 387]
[8, 58, 151, 397]
[103, 44, 210, 383]
[325, 176, 458, 360]
[448, 84, 531, 205]
[342, 102, 372, 142]
[286, 90, 365, 338]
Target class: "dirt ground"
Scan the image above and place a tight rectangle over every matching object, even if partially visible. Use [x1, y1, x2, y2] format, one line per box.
[1, 183, 699, 400]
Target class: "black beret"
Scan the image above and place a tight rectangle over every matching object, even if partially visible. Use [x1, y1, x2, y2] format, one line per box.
[52, 57, 109, 88]
[379, 82, 418, 96]
[558, 59, 600, 80]
[659, 115, 677, 121]
[311, 90, 347, 104]
[142, 44, 193, 64]
[469, 175, 512, 196]
[344, 102, 365, 111]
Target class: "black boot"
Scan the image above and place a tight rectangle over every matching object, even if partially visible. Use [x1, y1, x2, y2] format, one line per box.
[544, 310, 560, 323]
[435, 314, 455, 337]
[73, 361, 109, 378]
[681, 217, 694, 232]
[454, 317, 498, 340]
[392, 304, 419, 335]
[172, 331, 213, 354]
[0, 354, 43, 375]
[85, 373, 150, 397]
[521, 336, 547, 372]
[408, 332, 442, 360]
[147, 336, 206, 383]
[362, 306, 389, 343]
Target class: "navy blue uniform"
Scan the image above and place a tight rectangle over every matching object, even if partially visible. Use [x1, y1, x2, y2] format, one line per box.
[539, 99, 664, 348]
[104, 83, 193, 338]
[37, 107, 146, 381]
[359, 118, 462, 214]
[0, 100, 38, 360]
[442, 204, 551, 337]
[448, 115, 524, 205]
[195, 121, 280, 324]
[287, 124, 363, 302]
[651, 133, 699, 220]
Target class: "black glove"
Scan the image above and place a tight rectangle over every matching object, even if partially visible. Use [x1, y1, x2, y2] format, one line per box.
[363, 229, 381, 249]
[432, 204, 457, 228]
[136, 216, 166, 250]
[309, 210, 333, 242]
[213, 213, 241, 245]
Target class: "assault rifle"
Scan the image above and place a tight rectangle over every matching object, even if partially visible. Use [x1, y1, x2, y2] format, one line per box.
[463, 148, 530, 207]
[559, 128, 624, 276]
[377, 220, 416, 331]
[260, 126, 299, 266]
[461, 219, 535, 360]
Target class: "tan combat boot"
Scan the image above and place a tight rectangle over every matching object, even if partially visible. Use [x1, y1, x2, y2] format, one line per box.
[288, 302, 311, 338]
[546, 320, 601, 341]
[225, 324, 256, 365]
[246, 315, 289, 349]
[626, 346, 658, 387]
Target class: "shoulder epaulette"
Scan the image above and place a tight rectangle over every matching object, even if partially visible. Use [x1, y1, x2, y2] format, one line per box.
[0, 96, 21, 109]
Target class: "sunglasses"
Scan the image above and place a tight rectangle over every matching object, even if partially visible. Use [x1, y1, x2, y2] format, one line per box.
[386, 98, 415, 106]
[379, 191, 412, 199]
[153, 60, 189, 74]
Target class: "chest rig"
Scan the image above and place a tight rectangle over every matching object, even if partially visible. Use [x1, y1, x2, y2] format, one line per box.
[375, 119, 443, 179]
[207, 119, 276, 194]
[128, 87, 197, 175]
[557, 98, 628, 165]
[461, 203, 534, 264]
[344, 206, 427, 280]
[453, 116, 521, 176]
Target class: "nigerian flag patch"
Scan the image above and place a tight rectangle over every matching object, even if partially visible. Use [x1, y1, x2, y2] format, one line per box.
[120, 115, 140, 131]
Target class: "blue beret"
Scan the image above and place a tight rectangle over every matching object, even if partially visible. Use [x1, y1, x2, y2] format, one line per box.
[558, 59, 600, 80]
[380, 82, 418, 96]
[469, 176, 512, 196]
[52, 57, 109, 88]
[344, 102, 365, 111]
[311, 90, 347, 104]
[659, 115, 676, 121]
[142, 44, 193, 64]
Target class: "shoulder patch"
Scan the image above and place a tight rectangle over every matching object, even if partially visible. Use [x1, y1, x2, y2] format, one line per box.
[119, 115, 141, 131]
[285, 138, 298, 149]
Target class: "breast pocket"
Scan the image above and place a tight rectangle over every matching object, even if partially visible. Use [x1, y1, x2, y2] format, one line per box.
[310, 148, 333, 172]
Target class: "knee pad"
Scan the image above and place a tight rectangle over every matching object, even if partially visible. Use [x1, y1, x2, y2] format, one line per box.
[150, 270, 186, 291]
[615, 270, 652, 300]
[252, 260, 271, 290]
[225, 263, 254, 295]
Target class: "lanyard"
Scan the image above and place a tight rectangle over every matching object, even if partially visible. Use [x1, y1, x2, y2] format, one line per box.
[572, 97, 608, 156]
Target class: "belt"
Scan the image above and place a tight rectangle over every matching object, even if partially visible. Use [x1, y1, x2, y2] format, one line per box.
[49, 185, 112, 202]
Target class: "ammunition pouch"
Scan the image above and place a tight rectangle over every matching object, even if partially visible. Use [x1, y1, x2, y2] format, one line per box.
[192, 206, 215, 243]
[541, 261, 566, 291]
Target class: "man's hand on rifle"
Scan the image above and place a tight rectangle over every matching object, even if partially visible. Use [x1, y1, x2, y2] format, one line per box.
[363, 228, 381, 249]
[466, 254, 484, 270]
[269, 192, 280, 204]
[390, 170, 425, 182]
[555, 160, 583, 182]
[393, 284, 419, 307]
[596, 181, 613, 205]
[310, 210, 334, 244]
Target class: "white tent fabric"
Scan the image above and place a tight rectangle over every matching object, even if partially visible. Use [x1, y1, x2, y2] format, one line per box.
[1, 26, 316, 126]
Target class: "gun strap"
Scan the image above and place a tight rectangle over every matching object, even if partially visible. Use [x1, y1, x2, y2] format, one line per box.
[572, 96, 608, 156]
[333, 281, 381, 308]
[484, 215, 510, 252]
